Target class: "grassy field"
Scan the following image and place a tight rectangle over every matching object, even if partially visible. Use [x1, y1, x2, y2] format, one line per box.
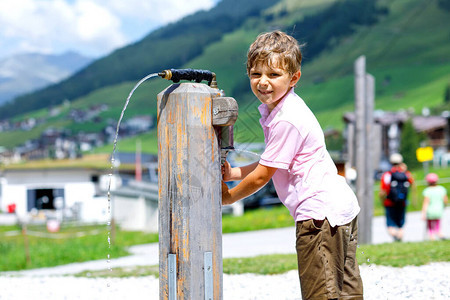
[75, 239, 450, 278]
[0, 223, 153, 272]
[4, 215, 446, 276]
[1, 180, 449, 274]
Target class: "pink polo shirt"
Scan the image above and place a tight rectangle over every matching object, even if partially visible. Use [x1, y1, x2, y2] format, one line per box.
[258, 88, 360, 227]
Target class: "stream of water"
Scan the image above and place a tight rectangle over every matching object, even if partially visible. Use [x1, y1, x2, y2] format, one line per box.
[106, 73, 159, 284]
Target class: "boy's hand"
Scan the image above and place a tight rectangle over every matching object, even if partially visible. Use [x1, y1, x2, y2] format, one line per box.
[222, 161, 234, 182]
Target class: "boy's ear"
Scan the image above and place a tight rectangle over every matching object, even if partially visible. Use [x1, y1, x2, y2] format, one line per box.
[290, 70, 301, 87]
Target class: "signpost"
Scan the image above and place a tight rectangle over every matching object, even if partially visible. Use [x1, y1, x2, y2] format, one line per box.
[417, 146, 434, 174]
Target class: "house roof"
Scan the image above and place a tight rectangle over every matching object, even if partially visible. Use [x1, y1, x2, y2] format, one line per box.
[412, 115, 447, 132]
[111, 180, 158, 201]
[0, 153, 141, 172]
[343, 110, 410, 125]
[343, 111, 447, 132]
[112, 152, 157, 164]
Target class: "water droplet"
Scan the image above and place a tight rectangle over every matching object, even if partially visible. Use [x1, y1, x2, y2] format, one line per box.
[107, 221, 111, 226]
[107, 254, 110, 259]
[367, 258, 370, 262]
[107, 283, 110, 288]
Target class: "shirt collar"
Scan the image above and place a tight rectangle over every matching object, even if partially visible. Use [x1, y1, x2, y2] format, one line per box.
[258, 88, 294, 127]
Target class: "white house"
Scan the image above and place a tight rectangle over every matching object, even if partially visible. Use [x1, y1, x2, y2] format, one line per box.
[0, 167, 117, 223]
[111, 180, 159, 232]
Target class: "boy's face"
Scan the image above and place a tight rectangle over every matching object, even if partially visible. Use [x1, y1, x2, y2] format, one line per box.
[249, 62, 301, 112]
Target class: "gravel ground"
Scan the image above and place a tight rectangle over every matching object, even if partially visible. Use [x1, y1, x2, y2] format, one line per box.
[1, 262, 449, 300]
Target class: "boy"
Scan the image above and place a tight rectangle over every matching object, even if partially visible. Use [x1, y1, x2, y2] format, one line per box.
[222, 31, 364, 299]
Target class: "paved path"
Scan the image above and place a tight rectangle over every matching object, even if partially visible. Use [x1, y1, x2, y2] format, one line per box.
[3, 208, 449, 277]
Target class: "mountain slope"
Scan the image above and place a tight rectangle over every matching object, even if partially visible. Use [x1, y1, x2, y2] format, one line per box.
[0, 0, 278, 120]
[0, 0, 449, 154]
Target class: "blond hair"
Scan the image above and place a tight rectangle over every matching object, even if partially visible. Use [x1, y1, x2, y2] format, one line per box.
[247, 30, 302, 76]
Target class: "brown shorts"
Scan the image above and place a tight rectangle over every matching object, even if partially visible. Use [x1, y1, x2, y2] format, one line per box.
[296, 217, 363, 300]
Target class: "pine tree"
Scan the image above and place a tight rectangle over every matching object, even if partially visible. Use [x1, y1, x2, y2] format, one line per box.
[400, 119, 421, 170]
[444, 83, 450, 103]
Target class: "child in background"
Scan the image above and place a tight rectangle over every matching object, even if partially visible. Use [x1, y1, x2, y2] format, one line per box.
[222, 30, 363, 300]
[422, 173, 448, 240]
[379, 153, 414, 242]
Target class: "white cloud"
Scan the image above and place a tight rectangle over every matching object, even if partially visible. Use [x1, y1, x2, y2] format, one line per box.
[104, 0, 216, 23]
[0, 0, 218, 59]
[0, 0, 126, 58]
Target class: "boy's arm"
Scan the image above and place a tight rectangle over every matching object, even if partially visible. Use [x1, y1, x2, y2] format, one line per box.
[222, 163, 277, 205]
[222, 161, 259, 182]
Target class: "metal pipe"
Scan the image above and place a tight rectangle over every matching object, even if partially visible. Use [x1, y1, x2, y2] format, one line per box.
[159, 69, 217, 88]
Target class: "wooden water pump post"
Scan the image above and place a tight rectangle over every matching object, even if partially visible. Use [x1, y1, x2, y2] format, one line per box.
[157, 69, 238, 300]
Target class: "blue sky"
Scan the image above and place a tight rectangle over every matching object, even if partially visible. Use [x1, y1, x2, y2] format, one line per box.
[0, 0, 220, 60]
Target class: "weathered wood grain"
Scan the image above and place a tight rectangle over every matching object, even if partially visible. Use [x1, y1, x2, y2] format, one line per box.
[158, 83, 223, 300]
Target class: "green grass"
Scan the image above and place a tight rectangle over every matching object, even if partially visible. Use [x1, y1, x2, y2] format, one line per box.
[76, 239, 450, 278]
[0, 223, 158, 272]
[222, 205, 294, 233]
[0, 207, 292, 272]
[228, 239, 450, 272]
[357, 240, 450, 267]
[90, 130, 159, 155]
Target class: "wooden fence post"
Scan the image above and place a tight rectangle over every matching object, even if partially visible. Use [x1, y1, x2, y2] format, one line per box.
[22, 223, 31, 266]
[157, 82, 237, 300]
[354, 55, 375, 244]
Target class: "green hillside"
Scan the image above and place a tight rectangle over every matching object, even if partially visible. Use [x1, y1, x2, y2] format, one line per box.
[1, 0, 449, 155]
[0, 0, 277, 120]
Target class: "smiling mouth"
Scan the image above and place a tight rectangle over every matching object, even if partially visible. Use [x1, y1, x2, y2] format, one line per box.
[259, 90, 272, 95]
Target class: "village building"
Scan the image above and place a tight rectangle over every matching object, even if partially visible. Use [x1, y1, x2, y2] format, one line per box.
[0, 166, 115, 224]
[0, 152, 159, 230]
[111, 180, 158, 232]
[343, 110, 449, 173]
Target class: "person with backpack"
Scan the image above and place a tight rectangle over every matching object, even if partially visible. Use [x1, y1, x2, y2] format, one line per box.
[379, 153, 414, 242]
